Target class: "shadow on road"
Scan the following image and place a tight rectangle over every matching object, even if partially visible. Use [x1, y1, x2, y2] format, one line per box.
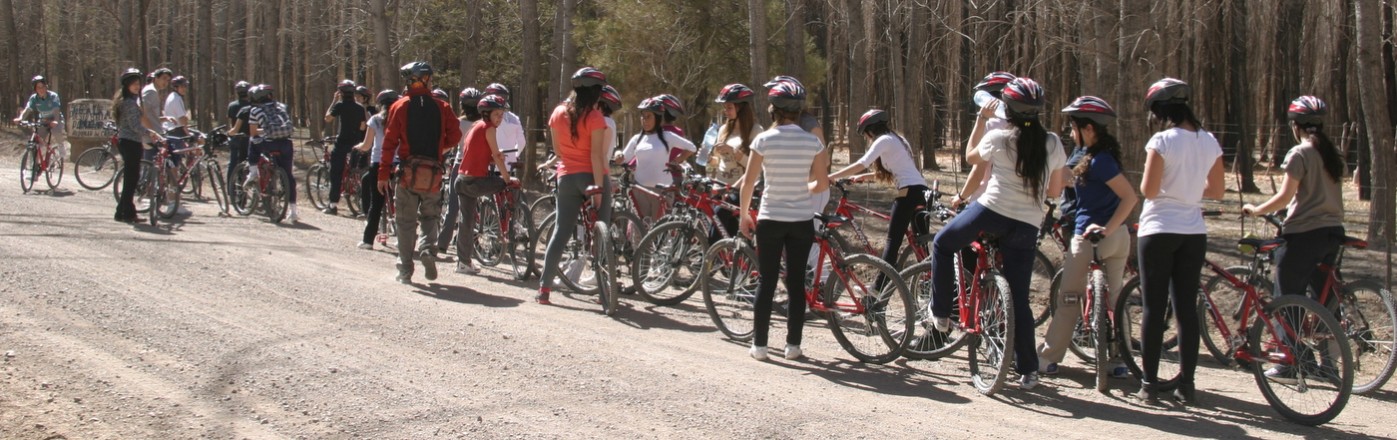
[780, 356, 972, 404]
[412, 283, 523, 308]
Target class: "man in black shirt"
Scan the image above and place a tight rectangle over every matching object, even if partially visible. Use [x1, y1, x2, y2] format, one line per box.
[227, 81, 252, 200]
[323, 80, 368, 215]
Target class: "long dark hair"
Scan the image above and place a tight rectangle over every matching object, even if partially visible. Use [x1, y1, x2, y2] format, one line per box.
[719, 102, 756, 156]
[862, 121, 915, 185]
[1068, 117, 1122, 179]
[1296, 122, 1345, 182]
[111, 77, 141, 119]
[1009, 115, 1050, 199]
[460, 107, 481, 122]
[644, 113, 671, 151]
[1148, 102, 1203, 130]
[567, 85, 603, 140]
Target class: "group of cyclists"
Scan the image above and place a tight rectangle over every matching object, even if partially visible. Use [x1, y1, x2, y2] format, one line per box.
[16, 60, 1375, 423]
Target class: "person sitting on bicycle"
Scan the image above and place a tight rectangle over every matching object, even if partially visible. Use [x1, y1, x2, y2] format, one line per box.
[483, 83, 527, 169]
[954, 71, 1017, 204]
[435, 87, 485, 253]
[246, 84, 302, 222]
[1242, 96, 1347, 382]
[15, 75, 66, 157]
[1037, 96, 1139, 378]
[377, 61, 463, 284]
[828, 109, 927, 271]
[111, 68, 164, 224]
[355, 89, 400, 250]
[160, 76, 193, 165]
[617, 97, 696, 221]
[536, 67, 611, 305]
[323, 79, 369, 215]
[928, 78, 1067, 390]
[1135, 78, 1225, 404]
[453, 95, 518, 275]
[737, 80, 829, 361]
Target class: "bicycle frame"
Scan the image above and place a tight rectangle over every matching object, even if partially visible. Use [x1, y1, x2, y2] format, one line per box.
[1198, 258, 1307, 367]
[955, 238, 1003, 336]
[805, 219, 873, 316]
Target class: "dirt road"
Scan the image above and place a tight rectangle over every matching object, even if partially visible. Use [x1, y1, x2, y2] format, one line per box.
[0, 163, 1393, 440]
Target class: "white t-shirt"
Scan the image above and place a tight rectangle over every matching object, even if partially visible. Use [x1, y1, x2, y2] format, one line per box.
[753, 125, 824, 222]
[855, 134, 925, 189]
[497, 111, 526, 167]
[1137, 127, 1223, 236]
[969, 118, 1009, 200]
[162, 92, 188, 132]
[712, 123, 765, 184]
[367, 114, 386, 163]
[975, 128, 1068, 227]
[604, 117, 618, 157]
[622, 131, 697, 187]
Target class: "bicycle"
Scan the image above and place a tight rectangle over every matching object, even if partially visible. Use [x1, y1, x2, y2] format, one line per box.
[829, 178, 931, 269]
[75, 121, 122, 190]
[18, 120, 63, 193]
[146, 130, 223, 224]
[701, 214, 915, 364]
[630, 173, 728, 305]
[1066, 229, 1124, 392]
[1200, 214, 1395, 395]
[529, 187, 620, 316]
[470, 177, 535, 281]
[1115, 213, 1355, 425]
[229, 148, 292, 223]
[306, 136, 366, 216]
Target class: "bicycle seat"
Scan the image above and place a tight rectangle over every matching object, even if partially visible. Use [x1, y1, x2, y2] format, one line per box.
[1085, 230, 1106, 243]
[816, 213, 852, 230]
[1343, 236, 1368, 250]
[1237, 237, 1285, 254]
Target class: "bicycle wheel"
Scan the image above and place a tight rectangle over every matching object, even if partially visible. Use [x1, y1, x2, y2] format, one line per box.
[229, 162, 255, 216]
[1200, 266, 1263, 367]
[305, 164, 330, 211]
[534, 213, 595, 295]
[609, 210, 647, 289]
[827, 254, 915, 364]
[345, 169, 363, 217]
[1338, 279, 1396, 394]
[145, 163, 161, 226]
[75, 147, 119, 190]
[1115, 276, 1182, 388]
[899, 261, 972, 360]
[506, 190, 536, 280]
[529, 194, 555, 228]
[265, 167, 290, 223]
[1250, 295, 1353, 426]
[43, 148, 64, 191]
[593, 221, 619, 316]
[1091, 269, 1114, 393]
[181, 161, 199, 196]
[156, 164, 182, 219]
[701, 238, 759, 341]
[1030, 249, 1055, 328]
[474, 198, 504, 267]
[632, 221, 709, 305]
[204, 161, 228, 215]
[969, 271, 1015, 396]
[1065, 271, 1100, 364]
[19, 147, 37, 193]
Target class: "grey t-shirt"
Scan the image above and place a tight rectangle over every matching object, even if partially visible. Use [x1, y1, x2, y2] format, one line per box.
[140, 84, 164, 142]
[1281, 142, 1344, 234]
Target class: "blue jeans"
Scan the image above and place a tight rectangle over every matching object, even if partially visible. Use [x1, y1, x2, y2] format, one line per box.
[929, 202, 1041, 375]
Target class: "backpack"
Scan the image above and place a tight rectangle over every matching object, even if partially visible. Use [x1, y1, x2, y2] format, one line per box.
[258, 102, 294, 140]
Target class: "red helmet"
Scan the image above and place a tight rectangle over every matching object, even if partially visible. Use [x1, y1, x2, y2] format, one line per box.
[459, 87, 484, 109]
[974, 71, 1017, 93]
[477, 94, 510, 112]
[636, 97, 666, 115]
[1287, 95, 1327, 125]
[570, 67, 607, 88]
[715, 84, 754, 104]
[768, 81, 806, 112]
[1061, 96, 1117, 126]
[1145, 77, 1191, 109]
[356, 85, 371, 98]
[1000, 78, 1044, 116]
[857, 109, 889, 133]
[655, 94, 684, 118]
[600, 85, 622, 112]
[763, 75, 804, 89]
[483, 83, 511, 99]
[337, 79, 357, 93]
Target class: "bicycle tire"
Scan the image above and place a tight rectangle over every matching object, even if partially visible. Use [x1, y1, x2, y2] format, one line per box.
[181, 161, 199, 196]
[474, 197, 504, 267]
[1115, 276, 1182, 389]
[204, 161, 228, 215]
[594, 221, 619, 316]
[306, 164, 330, 211]
[969, 271, 1015, 396]
[529, 194, 555, 229]
[1250, 295, 1353, 426]
[609, 210, 647, 289]
[1339, 279, 1397, 394]
[345, 168, 363, 217]
[266, 167, 290, 223]
[1060, 268, 1099, 364]
[19, 147, 37, 193]
[155, 164, 182, 219]
[145, 162, 161, 226]
[827, 254, 915, 364]
[507, 189, 536, 280]
[75, 147, 119, 190]
[229, 162, 255, 216]
[1092, 269, 1113, 393]
[899, 261, 972, 360]
[632, 221, 709, 306]
[701, 238, 759, 341]
[1031, 250, 1055, 328]
[43, 148, 64, 191]
[1200, 266, 1263, 368]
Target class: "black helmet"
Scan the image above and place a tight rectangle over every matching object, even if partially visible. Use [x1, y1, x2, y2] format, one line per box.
[399, 61, 433, 82]
[570, 67, 607, 88]
[477, 94, 510, 112]
[234, 80, 251, 95]
[249, 84, 274, 103]
[1000, 78, 1045, 117]
[1144, 77, 1191, 109]
[375, 89, 401, 108]
[459, 87, 484, 109]
[1061, 96, 1117, 126]
[483, 83, 511, 99]
[767, 81, 806, 112]
[337, 79, 357, 93]
[715, 84, 755, 104]
[655, 94, 684, 119]
[152, 68, 174, 78]
[356, 85, 371, 99]
[857, 109, 888, 133]
[636, 97, 666, 115]
[120, 68, 144, 85]
[31, 75, 46, 85]
[1287, 95, 1328, 125]
[171, 76, 190, 87]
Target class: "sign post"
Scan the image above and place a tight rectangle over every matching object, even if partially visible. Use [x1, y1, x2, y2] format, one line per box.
[66, 99, 113, 162]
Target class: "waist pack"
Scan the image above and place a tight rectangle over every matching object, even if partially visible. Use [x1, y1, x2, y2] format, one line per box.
[400, 156, 443, 194]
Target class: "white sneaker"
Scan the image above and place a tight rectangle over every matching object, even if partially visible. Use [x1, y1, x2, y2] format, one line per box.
[1018, 372, 1040, 390]
[784, 344, 803, 360]
[749, 345, 768, 361]
[455, 263, 479, 275]
[931, 316, 952, 333]
[286, 205, 301, 223]
[357, 242, 373, 250]
[244, 167, 260, 186]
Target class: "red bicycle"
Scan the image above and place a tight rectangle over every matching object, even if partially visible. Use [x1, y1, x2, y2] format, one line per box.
[18, 120, 63, 193]
[529, 187, 620, 316]
[306, 136, 367, 216]
[470, 177, 535, 280]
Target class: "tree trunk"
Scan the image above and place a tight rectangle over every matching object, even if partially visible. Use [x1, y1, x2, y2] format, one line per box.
[1355, 0, 1397, 244]
[784, 0, 805, 76]
[0, 0, 20, 119]
[460, 3, 480, 88]
[369, 0, 394, 91]
[749, 0, 769, 126]
[520, 0, 542, 178]
[242, 0, 256, 81]
[1228, 0, 1258, 193]
[197, 0, 212, 130]
[549, 0, 574, 109]
[844, 0, 866, 156]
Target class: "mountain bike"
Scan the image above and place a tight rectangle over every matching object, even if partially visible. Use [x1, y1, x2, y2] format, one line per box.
[529, 187, 620, 316]
[18, 120, 63, 193]
[75, 121, 122, 190]
[230, 149, 291, 223]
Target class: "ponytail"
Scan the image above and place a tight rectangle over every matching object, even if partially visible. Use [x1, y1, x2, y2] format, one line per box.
[1299, 123, 1344, 182]
[1069, 117, 1122, 179]
[1011, 116, 1049, 199]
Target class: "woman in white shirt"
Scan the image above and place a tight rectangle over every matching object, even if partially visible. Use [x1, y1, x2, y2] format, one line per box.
[618, 97, 695, 221]
[709, 83, 764, 238]
[829, 109, 926, 269]
[1134, 78, 1224, 405]
[927, 78, 1067, 391]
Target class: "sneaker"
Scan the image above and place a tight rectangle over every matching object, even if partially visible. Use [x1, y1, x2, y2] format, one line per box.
[395, 263, 411, 284]
[931, 316, 952, 333]
[535, 289, 552, 305]
[286, 209, 301, 223]
[455, 263, 478, 275]
[420, 253, 438, 281]
[1041, 362, 1060, 376]
[749, 345, 768, 361]
[1018, 372, 1040, 390]
[244, 168, 260, 186]
[784, 344, 803, 360]
[1265, 366, 1297, 384]
[323, 206, 338, 215]
[357, 242, 373, 250]
[1110, 363, 1130, 379]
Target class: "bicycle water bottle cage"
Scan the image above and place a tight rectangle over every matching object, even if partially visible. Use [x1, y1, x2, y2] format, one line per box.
[1237, 237, 1285, 255]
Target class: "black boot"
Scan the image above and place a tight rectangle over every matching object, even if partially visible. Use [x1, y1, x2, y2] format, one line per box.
[1135, 381, 1160, 404]
[1173, 381, 1197, 405]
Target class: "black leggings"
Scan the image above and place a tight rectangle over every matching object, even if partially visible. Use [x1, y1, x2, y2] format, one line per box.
[880, 185, 929, 266]
[754, 219, 815, 348]
[1137, 233, 1207, 385]
[114, 139, 144, 220]
[1273, 226, 1344, 303]
[361, 166, 385, 244]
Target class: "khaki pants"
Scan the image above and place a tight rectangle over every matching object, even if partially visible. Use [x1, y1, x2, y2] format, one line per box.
[1038, 230, 1131, 364]
[395, 186, 443, 272]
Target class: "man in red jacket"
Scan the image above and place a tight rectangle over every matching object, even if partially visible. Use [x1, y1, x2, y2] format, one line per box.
[378, 61, 463, 284]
